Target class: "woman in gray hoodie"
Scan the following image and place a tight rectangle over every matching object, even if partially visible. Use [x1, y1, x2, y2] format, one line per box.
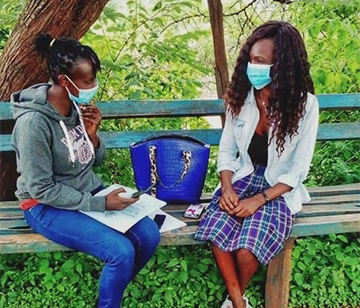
[11, 34, 160, 308]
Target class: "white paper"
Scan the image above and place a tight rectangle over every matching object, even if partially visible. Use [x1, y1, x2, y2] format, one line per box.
[148, 209, 187, 233]
[81, 184, 166, 233]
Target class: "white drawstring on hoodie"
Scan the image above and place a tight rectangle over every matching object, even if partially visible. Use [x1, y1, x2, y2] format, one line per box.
[59, 102, 95, 165]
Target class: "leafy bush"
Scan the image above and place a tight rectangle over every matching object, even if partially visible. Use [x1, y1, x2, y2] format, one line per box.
[0, 0, 26, 52]
[0, 251, 101, 308]
[306, 110, 360, 187]
[289, 0, 359, 94]
[289, 234, 360, 308]
[1, 235, 359, 308]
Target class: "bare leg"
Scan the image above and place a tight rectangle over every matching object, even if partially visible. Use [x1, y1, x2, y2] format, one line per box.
[212, 244, 246, 308]
[235, 249, 259, 294]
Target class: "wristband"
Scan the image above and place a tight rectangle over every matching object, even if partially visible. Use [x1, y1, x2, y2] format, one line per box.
[260, 191, 270, 203]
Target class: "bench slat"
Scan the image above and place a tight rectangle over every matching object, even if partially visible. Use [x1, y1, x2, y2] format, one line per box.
[1, 191, 358, 212]
[296, 203, 360, 217]
[1, 213, 359, 253]
[3, 195, 358, 213]
[304, 194, 360, 205]
[1, 202, 358, 231]
[1, 193, 359, 212]
[1, 121, 359, 151]
[317, 123, 360, 141]
[161, 212, 360, 244]
[98, 100, 225, 118]
[0, 233, 73, 254]
[317, 93, 360, 110]
[100, 129, 223, 148]
[1, 201, 359, 234]
[291, 213, 360, 236]
[1, 200, 358, 221]
[1, 183, 358, 209]
[0, 100, 224, 121]
[0, 129, 223, 151]
[1, 93, 359, 121]
[0, 211, 20, 218]
[1, 194, 358, 220]
[99, 123, 360, 145]
[307, 183, 360, 196]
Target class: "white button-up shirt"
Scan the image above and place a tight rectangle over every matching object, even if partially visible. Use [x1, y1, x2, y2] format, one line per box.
[217, 88, 319, 214]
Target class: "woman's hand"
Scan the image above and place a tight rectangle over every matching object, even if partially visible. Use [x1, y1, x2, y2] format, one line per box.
[80, 104, 102, 147]
[105, 188, 139, 211]
[229, 194, 264, 218]
[220, 188, 239, 213]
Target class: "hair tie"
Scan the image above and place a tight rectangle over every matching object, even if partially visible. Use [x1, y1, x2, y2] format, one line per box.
[49, 38, 56, 48]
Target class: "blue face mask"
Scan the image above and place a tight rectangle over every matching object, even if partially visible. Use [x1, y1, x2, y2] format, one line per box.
[65, 75, 99, 104]
[246, 62, 273, 90]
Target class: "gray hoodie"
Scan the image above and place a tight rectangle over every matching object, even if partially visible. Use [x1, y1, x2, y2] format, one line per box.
[11, 83, 106, 211]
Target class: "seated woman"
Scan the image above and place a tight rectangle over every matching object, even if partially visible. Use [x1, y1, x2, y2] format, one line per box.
[195, 21, 319, 308]
[11, 33, 161, 308]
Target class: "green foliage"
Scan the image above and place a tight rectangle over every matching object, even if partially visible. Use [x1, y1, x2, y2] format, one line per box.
[0, 251, 102, 308]
[289, 0, 360, 93]
[0, 246, 227, 308]
[0, 0, 25, 51]
[305, 110, 360, 187]
[0, 29, 10, 51]
[204, 147, 220, 192]
[122, 246, 227, 308]
[82, 1, 210, 102]
[2, 234, 359, 308]
[289, 234, 360, 308]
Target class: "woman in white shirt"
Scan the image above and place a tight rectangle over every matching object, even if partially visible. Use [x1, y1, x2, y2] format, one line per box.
[195, 21, 319, 308]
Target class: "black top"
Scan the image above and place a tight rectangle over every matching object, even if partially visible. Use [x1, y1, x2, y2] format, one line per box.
[248, 132, 268, 166]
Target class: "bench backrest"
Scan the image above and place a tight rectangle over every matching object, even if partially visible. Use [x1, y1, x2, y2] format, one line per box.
[0, 93, 359, 151]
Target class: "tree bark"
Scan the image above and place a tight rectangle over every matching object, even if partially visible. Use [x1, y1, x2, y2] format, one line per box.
[207, 0, 229, 127]
[0, 0, 109, 201]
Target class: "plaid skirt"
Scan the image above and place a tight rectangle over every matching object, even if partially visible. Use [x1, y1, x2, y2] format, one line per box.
[194, 165, 294, 266]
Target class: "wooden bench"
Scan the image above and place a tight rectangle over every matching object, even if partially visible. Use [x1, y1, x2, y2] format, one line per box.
[1, 93, 359, 308]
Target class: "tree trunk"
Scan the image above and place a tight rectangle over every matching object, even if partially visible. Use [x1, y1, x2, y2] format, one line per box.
[0, 0, 109, 201]
[207, 0, 229, 127]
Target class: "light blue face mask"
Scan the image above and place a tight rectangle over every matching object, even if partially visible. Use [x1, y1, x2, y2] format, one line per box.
[65, 75, 99, 104]
[246, 62, 273, 90]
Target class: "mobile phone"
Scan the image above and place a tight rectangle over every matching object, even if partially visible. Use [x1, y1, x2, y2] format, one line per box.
[131, 190, 147, 198]
[184, 204, 207, 219]
[154, 214, 166, 229]
[131, 183, 156, 198]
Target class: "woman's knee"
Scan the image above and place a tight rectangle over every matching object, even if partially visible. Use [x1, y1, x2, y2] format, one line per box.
[103, 236, 136, 267]
[236, 249, 257, 264]
[128, 217, 161, 250]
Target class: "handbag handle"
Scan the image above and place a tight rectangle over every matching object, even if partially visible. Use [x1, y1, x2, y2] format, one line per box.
[131, 134, 209, 148]
[149, 145, 192, 196]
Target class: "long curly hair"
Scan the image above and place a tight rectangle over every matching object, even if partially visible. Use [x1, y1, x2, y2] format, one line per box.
[224, 21, 314, 155]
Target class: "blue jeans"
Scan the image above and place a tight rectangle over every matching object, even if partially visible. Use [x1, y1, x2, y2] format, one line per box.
[24, 202, 161, 308]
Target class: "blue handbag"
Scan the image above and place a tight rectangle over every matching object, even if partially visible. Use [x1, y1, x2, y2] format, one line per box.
[130, 134, 210, 204]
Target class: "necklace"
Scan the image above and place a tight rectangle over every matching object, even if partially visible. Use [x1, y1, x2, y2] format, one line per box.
[260, 90, 267, 112]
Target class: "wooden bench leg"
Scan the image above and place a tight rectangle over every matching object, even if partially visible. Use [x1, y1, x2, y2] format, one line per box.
[265, 237, 296, 308]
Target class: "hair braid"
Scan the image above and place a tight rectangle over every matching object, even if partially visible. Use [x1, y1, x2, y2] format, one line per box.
[34, 33, 101, 83]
